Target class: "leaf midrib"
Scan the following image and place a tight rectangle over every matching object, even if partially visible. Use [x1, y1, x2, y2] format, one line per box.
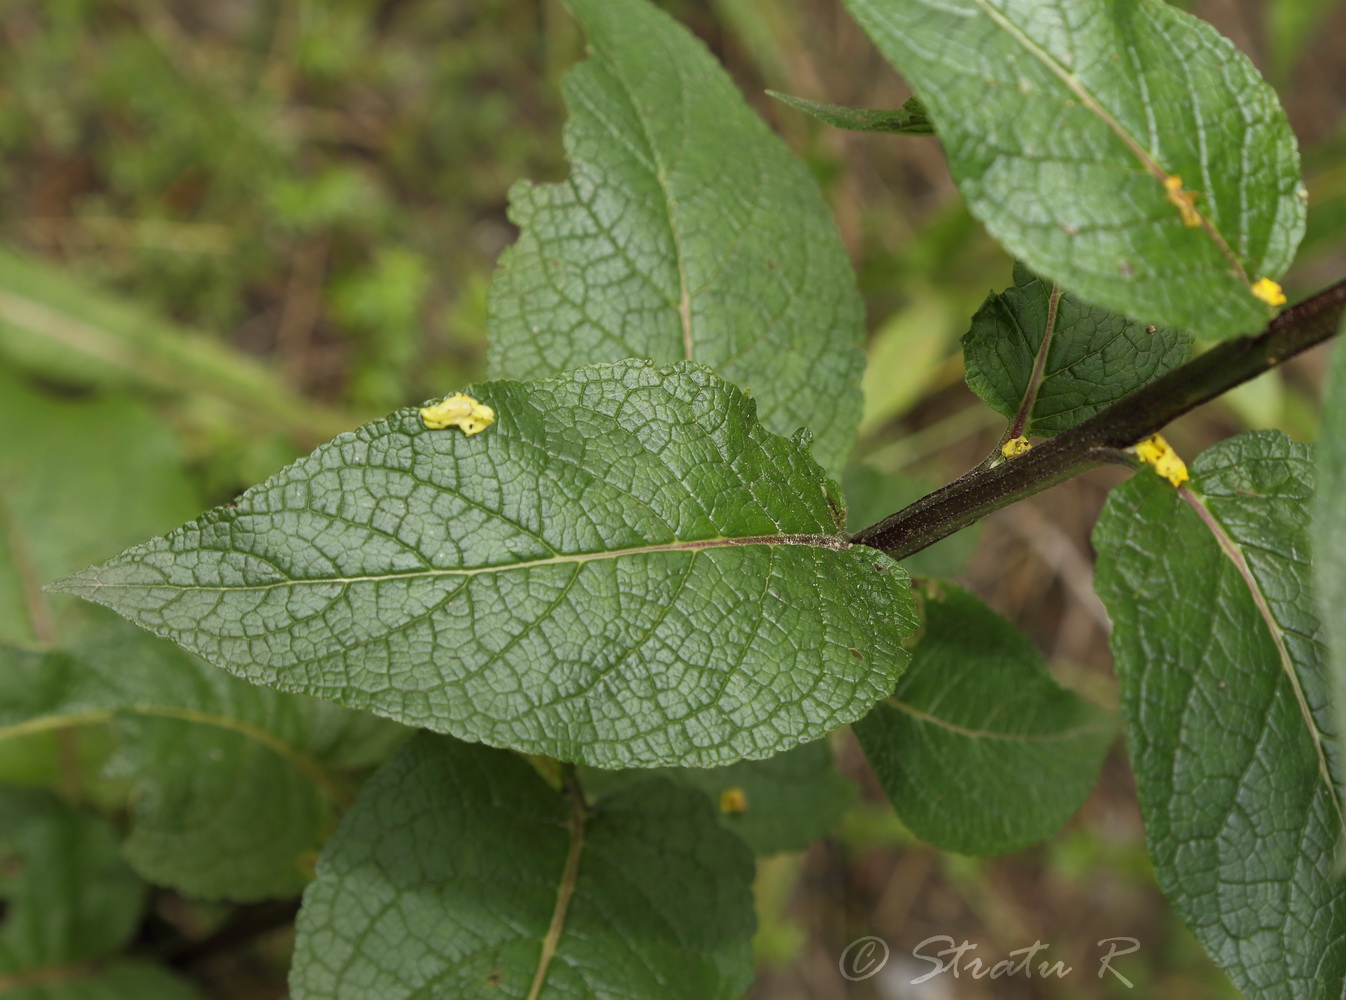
[1180, 485, 1346, 832]
[882, 696, 1110, 744]
[968, 0, 1247, 283]
[0, 705, 343, 803]
[63, 533, 849, 594]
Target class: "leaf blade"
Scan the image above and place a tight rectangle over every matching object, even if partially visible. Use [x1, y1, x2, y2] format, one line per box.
[0, 627, 406, 901]
[962, 262, 1192, 436]
[1093, 431, 1346, 997]
[488, 0, 866, 477]
[54, 361, 917, 769]
[854, 584, 1114, 855]
[1315, 334, 1346, 832]
[290, 734, 756, 1000]
[844, 0, 1306, 337]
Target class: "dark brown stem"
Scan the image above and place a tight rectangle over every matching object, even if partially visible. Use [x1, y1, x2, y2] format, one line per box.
[852, 277, 1346, 561]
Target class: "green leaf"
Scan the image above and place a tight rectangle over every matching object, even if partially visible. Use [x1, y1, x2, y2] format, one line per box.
[291, 733, 756, 1000]
[487, 0, 866, 478]
[844, 0, 1306, 337]
[0, 626, 407, 901]
[0, 368, 202, 644]
[853, 583, 1114, 855]
[0, 788, 203, 998]
[962, 262, 1192, 436]
[0, 789, 144, 973]
[767, 91, 935, 134]
[0, 963, 206, 1000]
[582, 738, 857, 856]
[1314, 335, 1346, 839]
[1093, 431, 1346, 997]
[54, 361, 917, 769]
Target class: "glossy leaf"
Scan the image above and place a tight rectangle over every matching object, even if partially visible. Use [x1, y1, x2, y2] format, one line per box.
[1314, 335, 1346, 833]
[854, 583, 1114, 855]
[291, 734, 756, 1000]
[54, 361, 917, 769]
[582, 738, 857, 856]
[962, 263, 1191, 436]
[767, 91, 934, 134]
[487, 0, 866, 477]
[0, 626, 407, 901]
[1094, 431, 1346, 997]
[844, 0, 1306, 337]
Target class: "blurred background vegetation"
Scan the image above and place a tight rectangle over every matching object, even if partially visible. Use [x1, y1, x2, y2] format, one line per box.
[3, 0, 1346, 996]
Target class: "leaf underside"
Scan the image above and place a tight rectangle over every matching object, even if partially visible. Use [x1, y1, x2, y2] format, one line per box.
[845, 0, 1305, 337]
[1094, 432, 1346, 998]
[767, 91, 935, 135]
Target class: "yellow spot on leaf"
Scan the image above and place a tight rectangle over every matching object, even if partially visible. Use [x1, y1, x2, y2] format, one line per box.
[1001, 435, 1032, 458]
[1163, 175, 1202, 228]
[1251, 277, 1287, 307]
[1134, 434, 1189, 488]
[420, 393, 495, 435]
[719, 787, 748, 814]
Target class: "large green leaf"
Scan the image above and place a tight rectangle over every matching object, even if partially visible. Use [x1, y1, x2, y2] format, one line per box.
[0, 626, 407, 901]
[0, 788, 204, 999]
[1094, 431, 1346, 998]
[844, 0, 1306, 338]
[1314, 335, 1346, 834]
[581, 738, 857, 856]
[0, 368, 201, 643]
[487, 0, 866, 478]
[54, 361, 917, 769]
[854, 583, 1114, 855]
[291, 734, 756, 1000]
[962, 262, 1191, 436]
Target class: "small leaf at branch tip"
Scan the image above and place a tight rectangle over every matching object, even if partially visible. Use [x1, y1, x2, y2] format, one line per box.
[419, 393, 495, 435]
[1134, 434, 1189, 488]
[1001, 435, 1032, 458]
[1163, 175, 1203, 228]
[719, 787, 748, 814]
[1251, 277, 1288, 307]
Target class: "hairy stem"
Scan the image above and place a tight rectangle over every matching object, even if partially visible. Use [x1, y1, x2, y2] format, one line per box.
[852, 276, 1346, 560]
